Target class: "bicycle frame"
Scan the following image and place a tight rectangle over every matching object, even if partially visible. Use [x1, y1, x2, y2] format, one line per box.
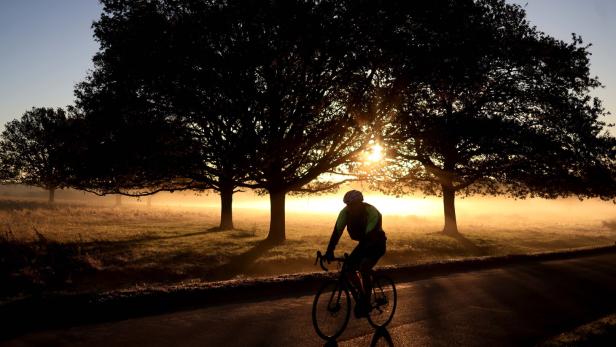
[315, 251, 379, 306]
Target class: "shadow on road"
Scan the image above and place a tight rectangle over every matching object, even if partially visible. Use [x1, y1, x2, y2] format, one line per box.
[323, 327, 394, 347]
[412, 255, 616, 346]
[369, 327, 395, 346]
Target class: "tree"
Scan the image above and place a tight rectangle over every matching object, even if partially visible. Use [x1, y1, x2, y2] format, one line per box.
[0, 107, 72, 203]
[378, 0, 616, 234]
[74, 0, 252, 230]
[76, 0, 375, 240]
[206, 0, 376, 242]
[0, 163, 13, 184]
[0, 144, 16, 185]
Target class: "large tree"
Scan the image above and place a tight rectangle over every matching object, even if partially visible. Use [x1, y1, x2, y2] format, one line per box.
[206, 0, 377, 242]
[378, 0, 616, 234]
[0, 107, 73, 203]
[76, 0, 375, 241]
[73, 0, 229, 226]
[76, 0, 314, 231]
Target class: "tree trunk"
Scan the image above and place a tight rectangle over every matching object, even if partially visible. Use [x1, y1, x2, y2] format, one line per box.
[115, 195, 122, 207]
[48, 188, 55, 204]
[219, 186, 234, 230]
[266, 189, 286, 244]
[442, 184, 459, 235]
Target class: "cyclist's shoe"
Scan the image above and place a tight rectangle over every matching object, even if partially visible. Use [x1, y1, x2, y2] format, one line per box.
[354, 297, 371, 318]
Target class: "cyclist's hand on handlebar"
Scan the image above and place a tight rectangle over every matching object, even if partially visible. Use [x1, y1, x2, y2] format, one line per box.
[325, 249, 334, 262]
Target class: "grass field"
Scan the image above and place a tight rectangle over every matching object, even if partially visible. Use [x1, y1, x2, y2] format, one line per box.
[1, 197, 615, 299]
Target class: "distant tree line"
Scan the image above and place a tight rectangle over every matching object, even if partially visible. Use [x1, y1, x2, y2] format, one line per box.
[1, 0, 614, 241]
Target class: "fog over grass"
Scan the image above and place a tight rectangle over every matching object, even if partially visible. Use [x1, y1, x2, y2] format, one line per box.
[2, 184, 614, 232]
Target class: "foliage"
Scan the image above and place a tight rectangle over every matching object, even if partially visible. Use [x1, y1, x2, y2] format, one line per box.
[75, 0, 376, 240]
[370, 0, 616, 232]
[204, 0, 378, 241]
[208, 0, 373, 185]
[66, 110, 200, 196]
[43, 0, 616, 238]
[73, 1, 208, 198]
[0, 107, 73, 196]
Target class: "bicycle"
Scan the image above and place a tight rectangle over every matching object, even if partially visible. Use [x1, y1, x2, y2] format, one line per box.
[312, 250, 397, 340]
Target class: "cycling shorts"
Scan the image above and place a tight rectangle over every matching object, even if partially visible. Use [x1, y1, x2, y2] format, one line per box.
[343, 236, 386, 274]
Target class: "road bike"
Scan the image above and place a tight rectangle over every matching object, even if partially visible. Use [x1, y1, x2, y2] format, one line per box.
[312, 251, 397, 340]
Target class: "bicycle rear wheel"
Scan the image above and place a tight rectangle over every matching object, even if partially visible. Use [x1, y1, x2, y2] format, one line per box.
[312, 280, 351, 340]
[367, 275, 397, 328]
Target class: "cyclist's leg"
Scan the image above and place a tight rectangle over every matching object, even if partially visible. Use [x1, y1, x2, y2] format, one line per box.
[343, 244, 364, 297]
[344, 243, 373, 317]
[359, 238, 386, 304]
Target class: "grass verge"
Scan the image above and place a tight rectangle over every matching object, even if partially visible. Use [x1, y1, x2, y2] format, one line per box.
[538, 313, 616, 347]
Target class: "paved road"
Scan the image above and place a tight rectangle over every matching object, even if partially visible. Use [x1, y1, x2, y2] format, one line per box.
[4, 253, 616, 347]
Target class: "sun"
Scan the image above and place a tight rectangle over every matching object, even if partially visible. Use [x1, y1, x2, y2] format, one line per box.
[365, 143, 384, 163]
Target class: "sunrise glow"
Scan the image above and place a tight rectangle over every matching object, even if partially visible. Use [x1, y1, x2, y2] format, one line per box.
[365, 143, 384, 163]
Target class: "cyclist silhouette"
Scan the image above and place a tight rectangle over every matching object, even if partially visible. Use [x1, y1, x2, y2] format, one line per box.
[325, 190, 387, 317]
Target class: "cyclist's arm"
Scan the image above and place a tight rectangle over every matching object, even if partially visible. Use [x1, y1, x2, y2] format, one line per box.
[365, 205, 380, 234]
[327, 207, 347, 253]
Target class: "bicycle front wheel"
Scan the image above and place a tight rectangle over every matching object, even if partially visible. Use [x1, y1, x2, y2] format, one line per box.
[367, 275, 397, 328]
[312, 280, 351, 340]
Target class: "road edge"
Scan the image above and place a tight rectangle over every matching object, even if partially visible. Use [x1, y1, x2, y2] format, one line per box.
[2, 243, 616, 340]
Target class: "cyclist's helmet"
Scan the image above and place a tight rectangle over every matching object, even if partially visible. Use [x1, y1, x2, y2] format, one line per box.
[343, 190, 364, 205]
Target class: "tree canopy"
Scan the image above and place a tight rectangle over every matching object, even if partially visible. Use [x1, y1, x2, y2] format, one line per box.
[0, 107, 73, 203]
[68, 0, 615, 240]
[74, 0, 375, 240]
[374, 0, 616, 234]
[73, 0, 210, 199]
[208, 0, 376, 242]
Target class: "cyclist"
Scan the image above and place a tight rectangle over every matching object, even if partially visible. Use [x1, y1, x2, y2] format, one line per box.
[325, 190, 387, 317]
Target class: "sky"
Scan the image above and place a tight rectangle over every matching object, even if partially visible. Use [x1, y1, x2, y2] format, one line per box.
[0, 0, 101, 125]
[0, 0, 615, 130]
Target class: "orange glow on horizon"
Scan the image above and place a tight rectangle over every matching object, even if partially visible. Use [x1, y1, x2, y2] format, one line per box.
[202, 194, 441, 216]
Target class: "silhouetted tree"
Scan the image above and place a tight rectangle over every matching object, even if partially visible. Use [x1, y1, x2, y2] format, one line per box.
[206, 0, 376, 242]
[74, 0, 252, 230]
[0, 107, 72, 203]
[0, 164, 13, 184]
[76, 0, 375, 240]
[377, 0, 616, 234]
[67, 104, 202, 200]
[0, 147, 16, 185]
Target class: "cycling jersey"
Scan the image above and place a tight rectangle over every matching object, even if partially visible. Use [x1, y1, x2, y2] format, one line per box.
[335, 203, 381, 240]
[327, 202, 385, 253]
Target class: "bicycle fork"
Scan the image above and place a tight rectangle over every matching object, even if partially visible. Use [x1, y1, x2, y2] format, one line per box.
[327, 284, 344, 313]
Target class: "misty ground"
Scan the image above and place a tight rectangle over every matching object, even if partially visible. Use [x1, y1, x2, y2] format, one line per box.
[1, 197, 616, 301]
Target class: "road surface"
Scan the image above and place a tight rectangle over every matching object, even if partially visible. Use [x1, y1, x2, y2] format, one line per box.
[4, 253, 616, 347]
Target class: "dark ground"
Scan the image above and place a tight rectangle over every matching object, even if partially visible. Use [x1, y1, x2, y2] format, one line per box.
[4, 253, 616, 346]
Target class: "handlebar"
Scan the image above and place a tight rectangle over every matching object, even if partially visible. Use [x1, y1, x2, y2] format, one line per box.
[315, 251, 348, 272]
